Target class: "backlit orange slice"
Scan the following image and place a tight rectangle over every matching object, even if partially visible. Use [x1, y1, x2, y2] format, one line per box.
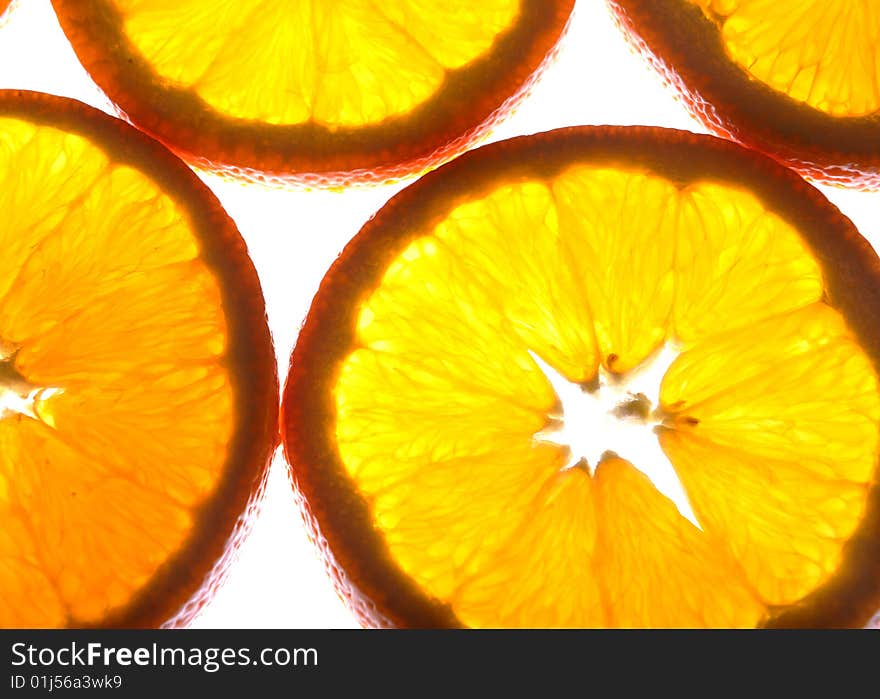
[0, 91, 277, 628]
[608, 0, 880, 189]
[282, 126, 880, 628]
[50, 0, 573, 185]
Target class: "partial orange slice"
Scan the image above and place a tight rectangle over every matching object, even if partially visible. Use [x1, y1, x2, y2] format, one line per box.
[608, 0, 880, 188]
[282, 126, 880, 628]
[0, 91, 277, 628]
[49, 0, 573, 185]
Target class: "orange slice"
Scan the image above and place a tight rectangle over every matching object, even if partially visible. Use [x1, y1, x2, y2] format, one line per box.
[49, 0, 573, 185]
[0, 90, 277, 628]
[282, 126, 880, 628]
[608, 0, 880, 189]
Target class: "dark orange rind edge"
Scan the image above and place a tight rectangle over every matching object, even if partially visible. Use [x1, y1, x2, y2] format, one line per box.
[607, 0, 880, 190]
[281, 125, 880, 629]
[0, 90, 279, 629]
[50, 0, 574, 186]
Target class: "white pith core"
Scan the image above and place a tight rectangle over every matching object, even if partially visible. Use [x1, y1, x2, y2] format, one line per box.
[530, 344, 702, 530]
[0, 341, 60, 425]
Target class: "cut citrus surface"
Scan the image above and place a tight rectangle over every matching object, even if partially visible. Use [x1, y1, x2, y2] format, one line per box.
[282, 126, 880, 628]
[0, 91, 277, 628]
[49, 0, 573, 185]
[607, 0, 880, 189]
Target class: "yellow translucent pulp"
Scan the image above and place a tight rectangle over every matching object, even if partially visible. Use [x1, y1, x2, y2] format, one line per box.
[0, 118, 233, 627]
[115, 0, 520, 126]
[334, 167, 880, 627]
[694, 0, 880, 116]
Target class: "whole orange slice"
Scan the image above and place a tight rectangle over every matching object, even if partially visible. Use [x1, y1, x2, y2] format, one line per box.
[607, 0, 880, 189]
[282, 126, 880, 628]
[0, 91, 277, 628]
[49, 0, 573, 185]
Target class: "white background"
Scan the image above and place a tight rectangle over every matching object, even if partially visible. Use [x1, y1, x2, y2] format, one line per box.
[1, 0, 878, 628]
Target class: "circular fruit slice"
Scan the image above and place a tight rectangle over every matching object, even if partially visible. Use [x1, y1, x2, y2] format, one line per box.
[607, 0, 880, 189]
[282, 126, 880, 628]
[49, 1, 573, 185]
[0, 91, 277, 628]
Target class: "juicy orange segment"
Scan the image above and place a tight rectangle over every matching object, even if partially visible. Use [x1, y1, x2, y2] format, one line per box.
[0, 93, 276, 628]
[118, 0, 518, 126]
[693, 0, 880, 117]
[288, 129, 880, 628]
[50, 0, 573, 181]
[0, 118, 228, 626]
[661, 304, 879, 484]
[608, 0, 880, 189]
[660, 303, 879, 603]
[451, 467, 606, 627]
[660, 431, 871, 605]
[591, 457, 763, 627]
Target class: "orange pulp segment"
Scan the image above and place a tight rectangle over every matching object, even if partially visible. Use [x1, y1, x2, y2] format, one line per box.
[116, 0, 519, 127]
[320, 133, 880, 627]
[0, 92, 276, 628]
[691, 0, 880, 117]
[50, 1, 573, 181]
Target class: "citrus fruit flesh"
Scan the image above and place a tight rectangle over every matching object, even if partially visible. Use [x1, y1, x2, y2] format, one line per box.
[692, 0, 880, 118]
[283, 127, 880, 628]
[50, 0, 573, 183]
[0, 91, 277, 628]
[608, 0, 880, 188]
